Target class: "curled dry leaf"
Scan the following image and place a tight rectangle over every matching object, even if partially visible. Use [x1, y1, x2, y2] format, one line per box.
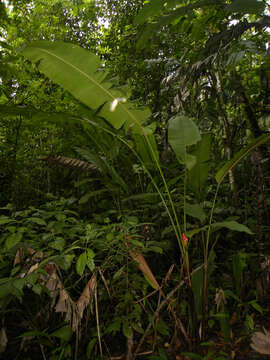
[251, 327, 270, 355]
[215, 288, 226, 312]
[126, 243, 160, 290]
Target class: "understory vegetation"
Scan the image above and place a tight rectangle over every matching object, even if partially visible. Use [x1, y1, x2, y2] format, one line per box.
[1, 0, 270, 359]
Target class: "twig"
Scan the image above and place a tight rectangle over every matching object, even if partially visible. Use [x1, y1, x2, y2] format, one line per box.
[95, 285, 103, 359]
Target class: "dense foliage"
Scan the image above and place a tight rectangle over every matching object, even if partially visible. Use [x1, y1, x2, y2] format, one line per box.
[1, 0, 270, 359]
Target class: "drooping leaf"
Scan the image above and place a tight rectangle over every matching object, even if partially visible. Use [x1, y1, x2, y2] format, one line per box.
[20, 41, 150, 129]
[168, 115, 201, 169]
[216, 134, 270, 184]
[211, 221, 253, 235]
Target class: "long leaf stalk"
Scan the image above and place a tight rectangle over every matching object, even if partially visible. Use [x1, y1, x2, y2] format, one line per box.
[21, 41, 184, 251]
[201, 183, 220, 339]
[80, 116, 184, 254]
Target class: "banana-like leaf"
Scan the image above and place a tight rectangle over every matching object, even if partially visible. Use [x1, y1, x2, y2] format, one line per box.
[20, 41, 150, 129]
[168, 115, 201, 170]
[216, 134, 270, 184]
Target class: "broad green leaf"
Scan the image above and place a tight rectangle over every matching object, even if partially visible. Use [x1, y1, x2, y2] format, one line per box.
[49, 237, 65, 251]
[134, 0, 164, 25]
[168, 115, 201, 169]
[86, 249, 95, 271]
[20, 41, 150, 129]
[5, 232, 23, 250]
[55, 254, 75, 271]
[51, 325, 72, 342]
[76, 252, 87, 276]
[216, 134, 270, 184]
[87, 249, 95, 258]
[185, 203, 206, 223]
[189, 133, 211, 197]
[211, 221, 253, 235]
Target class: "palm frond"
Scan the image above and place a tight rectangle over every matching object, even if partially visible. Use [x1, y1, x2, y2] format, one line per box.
[42, 155, 97, 172]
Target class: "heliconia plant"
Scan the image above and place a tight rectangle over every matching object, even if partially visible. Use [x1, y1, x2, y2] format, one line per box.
[19, 39, 270, 348]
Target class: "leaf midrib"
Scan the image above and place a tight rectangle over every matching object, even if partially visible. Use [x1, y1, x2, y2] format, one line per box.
[37, 47, 138, 124]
